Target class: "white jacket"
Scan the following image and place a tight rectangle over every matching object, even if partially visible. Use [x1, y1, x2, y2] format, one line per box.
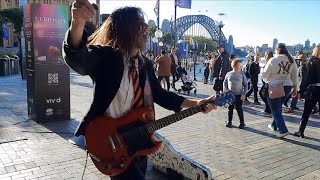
[262, 54, 299, 88]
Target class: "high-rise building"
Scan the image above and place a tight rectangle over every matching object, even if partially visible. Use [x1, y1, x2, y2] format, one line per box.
[273, 38, 278, 51]
[161, 19, 171, 33]
[311, 43, 316, 50]
[305, 39, 310, 50]
[228, 35, 234, 54]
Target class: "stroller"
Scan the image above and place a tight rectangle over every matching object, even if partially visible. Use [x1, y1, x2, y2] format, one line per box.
[175, 66, 197, 94]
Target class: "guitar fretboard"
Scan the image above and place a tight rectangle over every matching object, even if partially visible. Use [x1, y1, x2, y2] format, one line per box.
[145, 103, 206, 133]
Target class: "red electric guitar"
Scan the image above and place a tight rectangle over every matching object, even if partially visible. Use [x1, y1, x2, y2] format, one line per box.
[85, 91, 235, 176]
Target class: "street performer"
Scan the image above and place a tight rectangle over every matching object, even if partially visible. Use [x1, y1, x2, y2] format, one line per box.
[63, 1, 216, 179]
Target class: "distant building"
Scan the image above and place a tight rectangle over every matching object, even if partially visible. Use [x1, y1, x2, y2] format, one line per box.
[311, 43, 316, 50]
[273, 38, 278, 51]
[305, 39, 310, 50]
[147, 20, 156, 52]
[227, 35, 234, 54]
[161, 19, 171, 33]
[293, 44, 304, 52]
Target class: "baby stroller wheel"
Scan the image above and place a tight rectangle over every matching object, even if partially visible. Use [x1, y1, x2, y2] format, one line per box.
[194, 90, 197, 94]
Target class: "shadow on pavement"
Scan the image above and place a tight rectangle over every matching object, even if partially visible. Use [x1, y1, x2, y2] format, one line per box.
[243, 126, 320, 151]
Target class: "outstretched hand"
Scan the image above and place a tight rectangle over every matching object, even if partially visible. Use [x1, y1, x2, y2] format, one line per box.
[197, 95, 217, 114]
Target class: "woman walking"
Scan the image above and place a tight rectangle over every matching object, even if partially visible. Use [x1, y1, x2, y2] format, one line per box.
[262, 43, 299, 138]
[259, 51, 273, 116]
[294, 44, 320, 138]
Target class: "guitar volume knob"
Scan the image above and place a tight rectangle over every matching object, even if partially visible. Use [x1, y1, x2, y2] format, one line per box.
[121, 156, 126, 161]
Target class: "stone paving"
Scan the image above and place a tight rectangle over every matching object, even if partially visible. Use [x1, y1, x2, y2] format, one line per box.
[0, 73, 319, 180]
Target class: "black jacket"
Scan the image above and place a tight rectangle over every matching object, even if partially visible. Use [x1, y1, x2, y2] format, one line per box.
[213, 51, 230, 79]
[62, 30, 185, 136]
[299, 57, 320, 94]
[249, 61, 260, 80]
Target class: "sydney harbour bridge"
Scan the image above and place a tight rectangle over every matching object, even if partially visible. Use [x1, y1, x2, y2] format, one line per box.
[147, 14, 233, 55]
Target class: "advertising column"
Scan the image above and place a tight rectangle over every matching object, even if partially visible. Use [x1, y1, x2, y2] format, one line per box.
[25, 3, 70, 122]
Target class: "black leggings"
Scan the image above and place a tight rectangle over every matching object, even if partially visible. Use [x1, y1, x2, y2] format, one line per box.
[158, 76, 170, 91]
[228, 95, 244, 124]
[301, 87, 320, 122]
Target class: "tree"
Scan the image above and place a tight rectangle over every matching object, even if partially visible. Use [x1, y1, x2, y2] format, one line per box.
[147, 25, 157, 53]
[162, 32, 173, 50]
[0, 8, 23, 47]
[148, 25, 157, 38]
[0, 8, 23, 35]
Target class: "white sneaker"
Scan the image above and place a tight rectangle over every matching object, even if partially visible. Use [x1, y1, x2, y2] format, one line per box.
[268, 124, 277, 131]
[277, 132, 290, 138]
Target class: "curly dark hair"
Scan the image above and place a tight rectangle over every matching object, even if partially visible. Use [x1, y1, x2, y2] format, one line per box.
[88, 7, 145, 56]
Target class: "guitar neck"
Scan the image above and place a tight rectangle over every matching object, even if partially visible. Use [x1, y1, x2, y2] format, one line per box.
[146, 103, 207, 133]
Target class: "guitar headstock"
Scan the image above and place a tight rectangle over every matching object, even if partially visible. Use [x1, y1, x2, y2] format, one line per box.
[213, 91, 236, 107]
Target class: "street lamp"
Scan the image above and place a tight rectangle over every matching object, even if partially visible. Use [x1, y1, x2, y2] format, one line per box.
[154, 30, 163, 54]
[216, 13, 227, 45]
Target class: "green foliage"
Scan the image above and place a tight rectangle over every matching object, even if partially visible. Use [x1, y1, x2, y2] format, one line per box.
[0, 8, 23, 36]
[162, 32, 173, 49]
[148, 25, 157, 38]
[183, 36, 217, 53]
[0, 51, 17, 58]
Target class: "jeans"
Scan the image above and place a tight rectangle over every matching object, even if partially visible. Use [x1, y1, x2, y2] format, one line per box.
[267, 86, 292, 134]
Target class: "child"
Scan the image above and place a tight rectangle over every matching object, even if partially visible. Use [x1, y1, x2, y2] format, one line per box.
[223, 59, 248, 129]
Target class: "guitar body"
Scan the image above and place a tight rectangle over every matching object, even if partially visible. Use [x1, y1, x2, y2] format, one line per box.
[85, 107, 162, 176]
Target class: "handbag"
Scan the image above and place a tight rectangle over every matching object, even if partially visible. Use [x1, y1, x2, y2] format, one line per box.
[268, 83, 285, 99]
[303, 85, 316, 99]
[267, 63, 290, 99]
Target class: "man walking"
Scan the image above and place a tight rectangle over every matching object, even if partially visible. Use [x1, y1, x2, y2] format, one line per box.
[170, 48, 180, 91]
[156, 50, 172, 91]
[246, 53, 261, 104]
[213, 44, 230, 94]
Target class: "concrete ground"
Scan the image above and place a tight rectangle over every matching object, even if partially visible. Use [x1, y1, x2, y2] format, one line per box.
[0, 73, 319, 180]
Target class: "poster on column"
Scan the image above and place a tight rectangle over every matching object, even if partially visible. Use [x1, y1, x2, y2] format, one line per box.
[25, 3, 70, 122]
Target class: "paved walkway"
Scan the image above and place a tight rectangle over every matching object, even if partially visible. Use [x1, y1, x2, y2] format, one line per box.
[0, 74, 319, 180]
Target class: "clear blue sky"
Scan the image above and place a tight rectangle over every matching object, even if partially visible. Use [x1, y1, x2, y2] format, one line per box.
[91, 0, 320, 47]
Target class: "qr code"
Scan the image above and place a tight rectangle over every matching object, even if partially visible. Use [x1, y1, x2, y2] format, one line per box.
[48, 73, 59, 84]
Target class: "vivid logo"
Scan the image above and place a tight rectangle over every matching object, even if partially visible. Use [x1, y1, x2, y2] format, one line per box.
[46, 97, 61, 104]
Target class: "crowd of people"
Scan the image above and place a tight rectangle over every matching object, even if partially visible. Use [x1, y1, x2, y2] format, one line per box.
[146, 43, 320, 139]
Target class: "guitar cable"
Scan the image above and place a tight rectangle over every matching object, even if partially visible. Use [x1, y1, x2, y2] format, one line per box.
[81, 151, 89, 180]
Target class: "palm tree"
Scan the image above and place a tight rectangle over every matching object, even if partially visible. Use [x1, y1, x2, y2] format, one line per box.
[148, 25, 157, 52]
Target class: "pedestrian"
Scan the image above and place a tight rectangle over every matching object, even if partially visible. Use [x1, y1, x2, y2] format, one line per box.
[63, 3, 216, 179]
[259, 51, 273, 116]
[170, 48, 180, 91]
[294, 44, 320, 138]
[243, 53, 253, 97]
[155, 50, 172, 91]
[223, 59, 248, 129]
[284, 53, 308, 113]
[262, 43, 299, 138]
[208, 53, 216, 84]
[213, 44, 230, 95]
[245, 53, 261, 104]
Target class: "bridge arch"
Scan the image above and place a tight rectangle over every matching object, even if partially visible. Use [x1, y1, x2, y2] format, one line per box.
[173, 15, 226, 43]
